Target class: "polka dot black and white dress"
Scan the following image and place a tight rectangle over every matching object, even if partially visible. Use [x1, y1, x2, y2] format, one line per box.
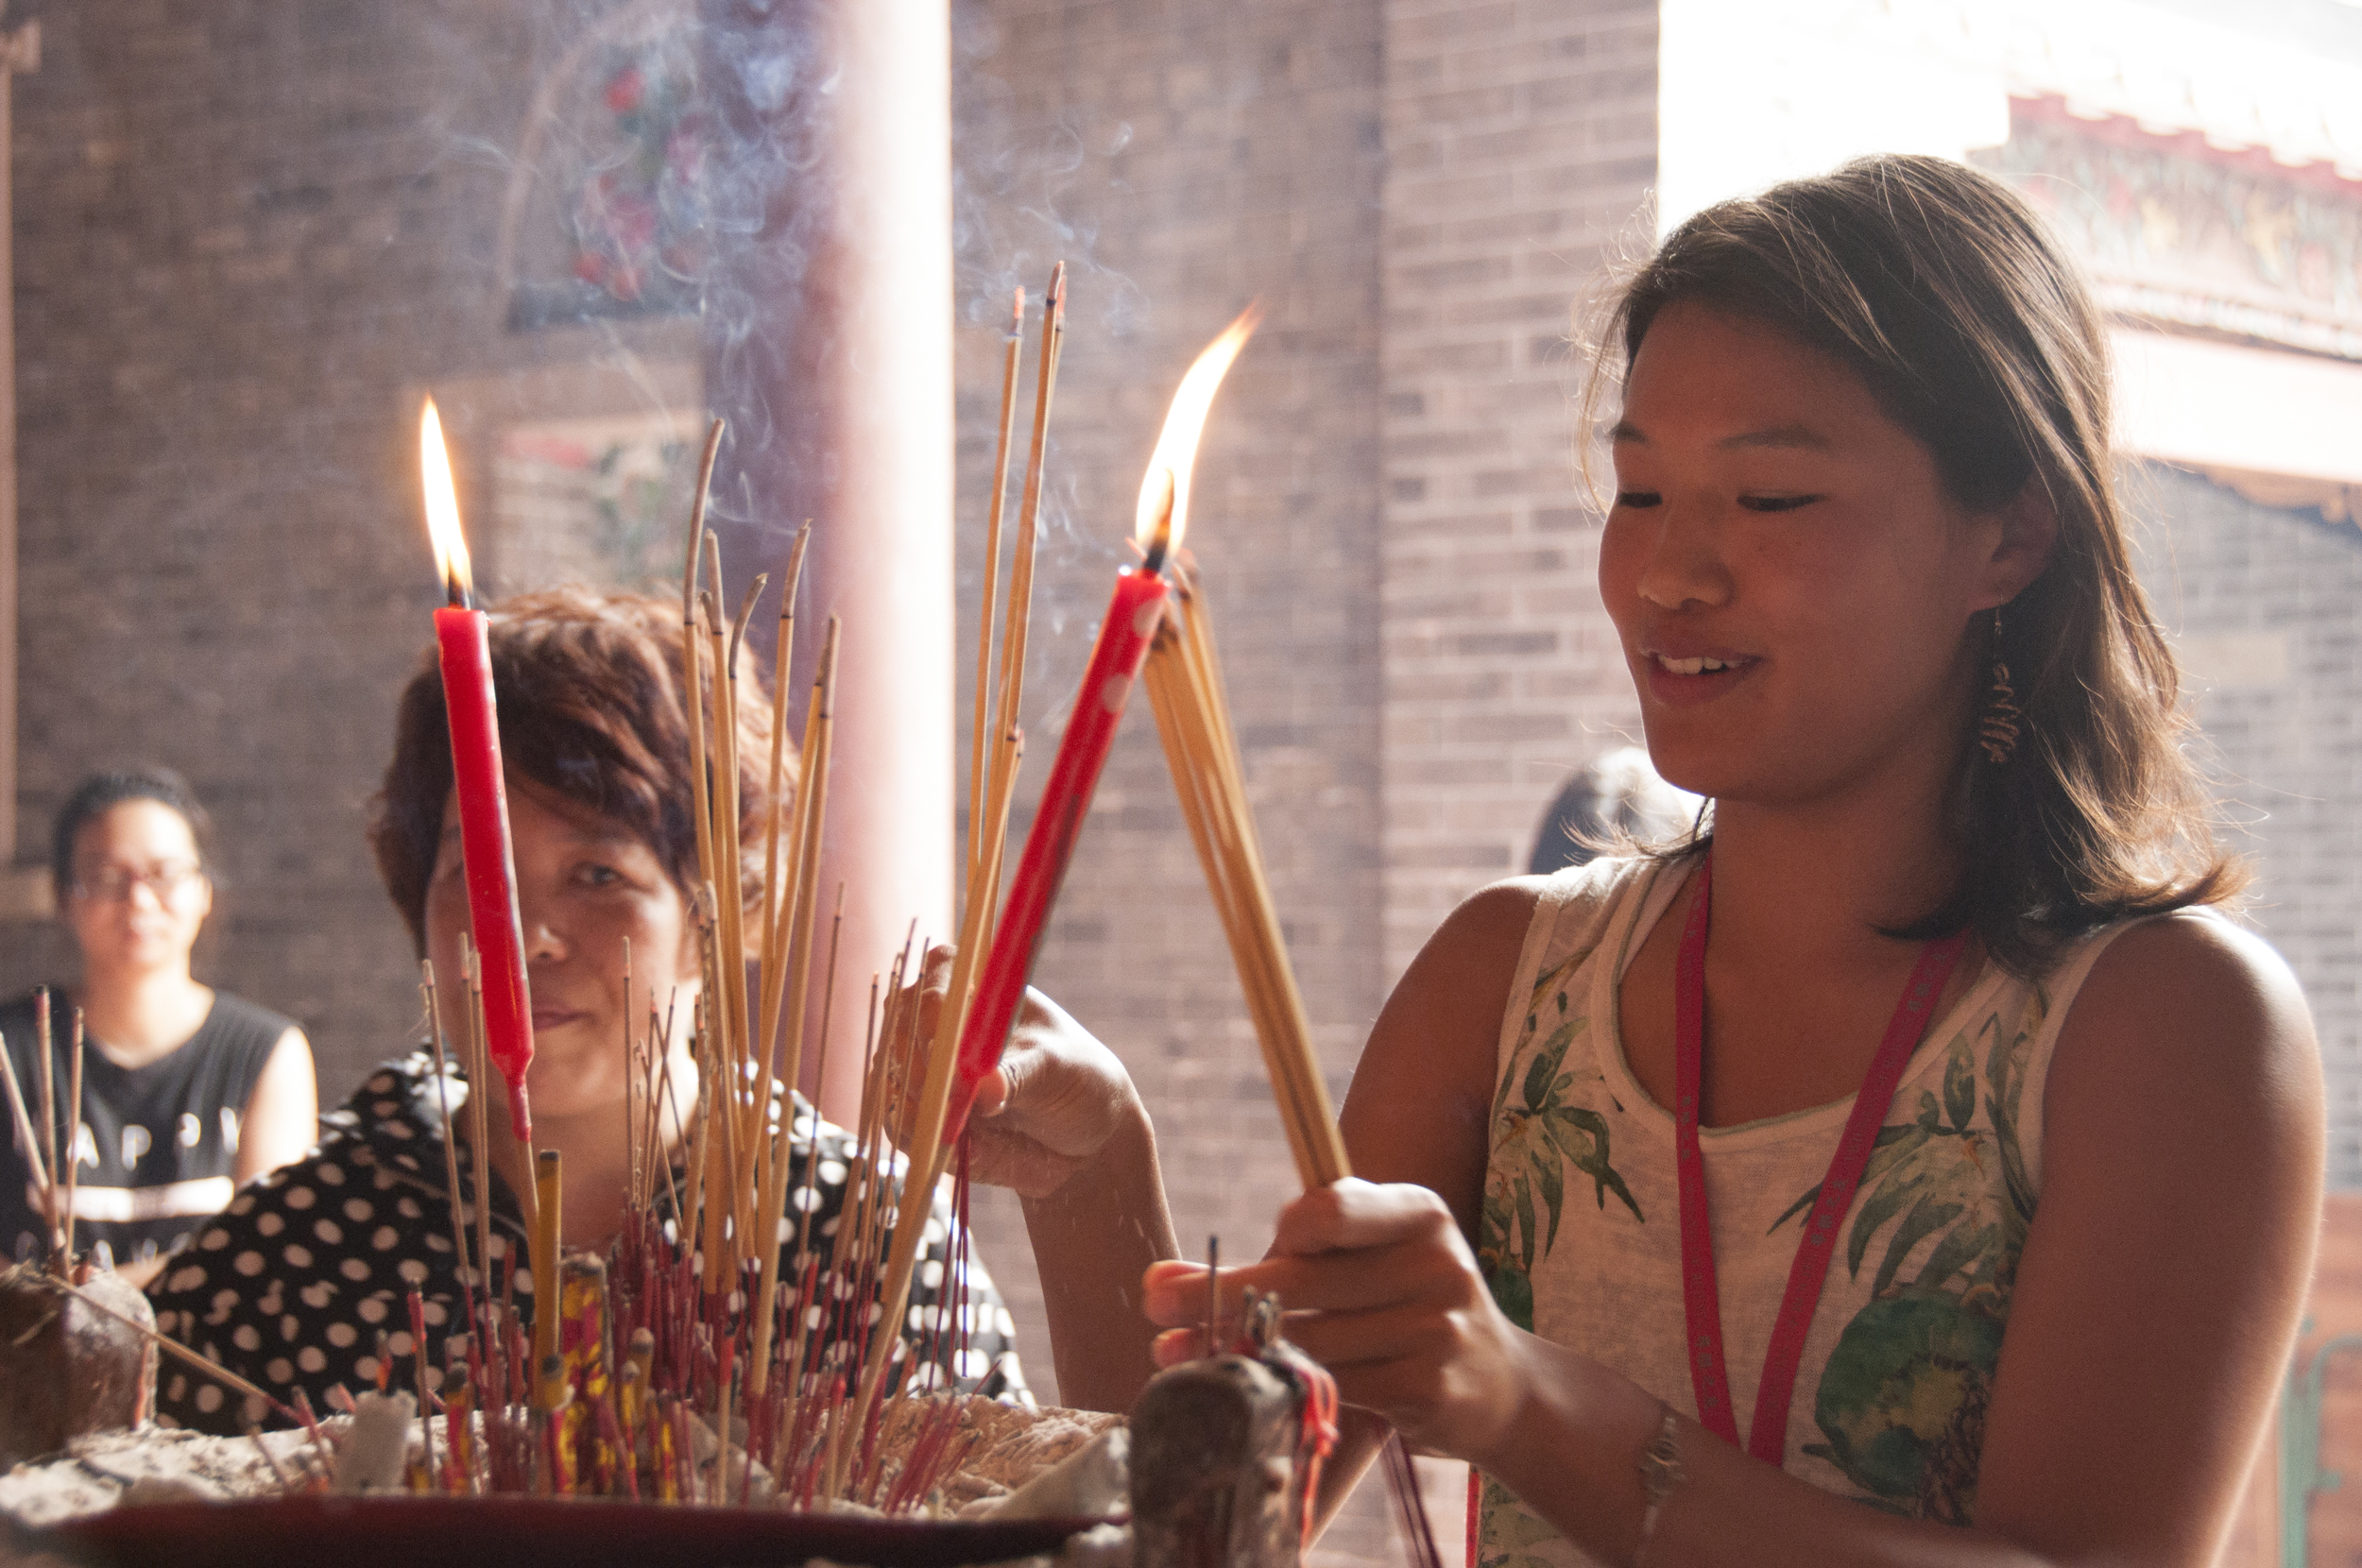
[145, 1052, 1028, 1433]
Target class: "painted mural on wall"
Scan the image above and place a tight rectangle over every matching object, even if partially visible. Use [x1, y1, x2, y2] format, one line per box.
[490, 414, 699, 596]
[1985, 96, 2362, 362]
[500, 1, 710, 331]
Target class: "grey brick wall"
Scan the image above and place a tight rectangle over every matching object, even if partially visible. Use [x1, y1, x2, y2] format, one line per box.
[1378, 0, 1657, 982]
[2, 0, 617, 1085]
[947, 5, 1388, 1544]
[2134, 463, 2362, 1185]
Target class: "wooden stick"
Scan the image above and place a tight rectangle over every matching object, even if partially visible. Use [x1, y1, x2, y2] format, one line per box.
[983, 266, 1066, 895]
[621, 938, 636, 1220]
[749, 882, 844, 1397]
[463, 942, 497, 1319]
[749, 622, 838, 1385]
[62, 1010, 82, 1264]
[720, 564, 770, 1210]
[36, 989, 58, 1270]
[969, 288, 1026, 896]
[700, 571, 752, 1163]
[773, 618, 838, 1109]
[529, 1148, 562, 1403]
[420, 963, 476, 1321]
[706, 544, 760, 1082]
[0, 1034, 58, 1259]
[755, 526, 813, 1083]
[678, 422, 725, 1003]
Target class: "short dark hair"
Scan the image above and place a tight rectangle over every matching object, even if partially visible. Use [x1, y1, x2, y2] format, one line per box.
[1591, 154, 2239, 974]
[53, 767, 213, 896]
[367, 585, 790, 954]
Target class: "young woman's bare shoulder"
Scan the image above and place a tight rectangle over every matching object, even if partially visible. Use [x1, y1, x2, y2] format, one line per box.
[1340, 877, 1552, 1201]
[2051, 907, 2319, 1129]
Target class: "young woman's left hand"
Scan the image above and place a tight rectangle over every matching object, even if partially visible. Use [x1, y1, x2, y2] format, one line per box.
[1141, 1178, 1533, 1463]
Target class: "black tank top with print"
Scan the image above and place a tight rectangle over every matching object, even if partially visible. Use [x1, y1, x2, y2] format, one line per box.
[1, 990, 293, 1269]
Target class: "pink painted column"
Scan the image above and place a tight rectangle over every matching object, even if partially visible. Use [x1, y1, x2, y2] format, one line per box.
[700, 0, 954, 1125]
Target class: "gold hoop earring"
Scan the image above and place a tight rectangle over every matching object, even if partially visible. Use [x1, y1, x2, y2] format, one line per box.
[1978, 609, 2022, 766]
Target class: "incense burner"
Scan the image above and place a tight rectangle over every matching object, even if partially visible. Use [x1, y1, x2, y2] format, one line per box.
[1128, 1304, 1333, 1568]
[0, 1264, 155, 1471]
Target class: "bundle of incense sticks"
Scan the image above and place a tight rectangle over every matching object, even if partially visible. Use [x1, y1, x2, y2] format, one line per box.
[272, 401, 1013, 1501]
[842, 264, 1066, 1454]
[1137, 394, 1443, 1565]
[1140, 564, 1346, 1188]
[104, 266, 1081, 1508]
[198, 271, 1077, 1508]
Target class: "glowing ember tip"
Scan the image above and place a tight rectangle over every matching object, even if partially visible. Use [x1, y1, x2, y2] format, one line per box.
[1135, 301, 1261, 563]
[419, 397, 473, 607]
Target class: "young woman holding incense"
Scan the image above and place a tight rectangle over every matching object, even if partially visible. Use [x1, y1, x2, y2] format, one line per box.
[145, 587, 1029, 1431]
[1011, 155, 2325, 1563]
[1, 769, 315, 1285]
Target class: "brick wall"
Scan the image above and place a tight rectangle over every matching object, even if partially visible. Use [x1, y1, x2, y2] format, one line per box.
[2133, 464, 2362, 1189]
[1378, 0, 1657, 982]
[0, 0, 693, 1089]
[948, 0, 1391, 1549]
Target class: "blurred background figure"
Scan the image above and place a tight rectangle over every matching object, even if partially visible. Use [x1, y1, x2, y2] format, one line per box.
[1527, 744, 1702, 875]
[0, 768, 315, 1285]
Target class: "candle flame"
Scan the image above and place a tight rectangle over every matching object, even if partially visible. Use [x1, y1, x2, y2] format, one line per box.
[1136, 302, 1261, 563]
[419, 397, 472, 605]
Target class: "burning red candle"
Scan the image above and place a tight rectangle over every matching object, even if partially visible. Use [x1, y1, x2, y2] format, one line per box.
[420, 399, 536, 1142]
[946, 307, 1260, 1142]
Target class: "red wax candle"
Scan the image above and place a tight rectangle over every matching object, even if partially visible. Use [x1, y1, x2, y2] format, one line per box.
[435, 605, 536, 1142]
[421, 399, 535, 1141]
[944, 566, 1168, 1142]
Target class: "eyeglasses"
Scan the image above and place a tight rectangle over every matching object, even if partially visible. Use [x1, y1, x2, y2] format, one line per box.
[69, 862, 205, 903]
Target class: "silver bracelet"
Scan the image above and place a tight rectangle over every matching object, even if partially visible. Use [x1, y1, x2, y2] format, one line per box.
[1635, 1403, 1686, 1562]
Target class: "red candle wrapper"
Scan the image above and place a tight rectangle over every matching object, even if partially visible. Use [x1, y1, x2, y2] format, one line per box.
[436, 605, 537, 1142]
[944, 567, 1169, 1143]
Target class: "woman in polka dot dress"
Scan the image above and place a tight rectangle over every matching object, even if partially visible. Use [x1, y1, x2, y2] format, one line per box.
[145, 588, 1037, 1431]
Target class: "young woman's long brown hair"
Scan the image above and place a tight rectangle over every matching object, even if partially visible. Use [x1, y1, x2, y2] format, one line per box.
[1588, 153, 2239, 973]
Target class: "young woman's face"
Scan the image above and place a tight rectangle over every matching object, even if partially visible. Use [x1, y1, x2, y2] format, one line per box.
[425, 778, 700, 1123]
[1599, 301, 2032, 810]
[64, 800, 212, 975]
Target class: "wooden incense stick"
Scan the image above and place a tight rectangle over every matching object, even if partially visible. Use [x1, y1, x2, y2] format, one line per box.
[755, 526, 813, 1080]
[37, 991, 59, 1268]
[62, 1010, 83, 1263]
[771, 618, 839, 1107]
[978, 266, 1067, 934]
[968, 288, 1026, 895]
[530, 1148, 562, 1403]
[749, 883, 844, 1398]
[463, 940, 497, 1319]
[420, 962, 477, 1321]
[0, 1037, 59, 1263]
[678, 422, 726, 1028]
[747, 616, 836, 1269]
[699, 572, 751, 1177]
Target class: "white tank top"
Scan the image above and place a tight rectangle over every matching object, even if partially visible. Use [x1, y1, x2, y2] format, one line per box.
[1474, 853, 2148, 1559]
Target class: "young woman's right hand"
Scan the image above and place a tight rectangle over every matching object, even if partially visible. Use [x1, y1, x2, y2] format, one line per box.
[1141, 1177, 1536, 1464]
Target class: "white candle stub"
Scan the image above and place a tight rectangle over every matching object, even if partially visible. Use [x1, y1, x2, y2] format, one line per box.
[333, 1389, 415, 1493]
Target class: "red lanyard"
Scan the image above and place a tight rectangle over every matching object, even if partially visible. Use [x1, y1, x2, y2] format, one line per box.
[1674, 854, 1967, 1463]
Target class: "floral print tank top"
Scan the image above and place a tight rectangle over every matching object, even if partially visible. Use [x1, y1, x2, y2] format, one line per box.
[1476, 854, 2146, 1561]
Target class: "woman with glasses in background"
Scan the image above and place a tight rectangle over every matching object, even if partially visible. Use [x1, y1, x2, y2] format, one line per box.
[0, 768, 316, 1284]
